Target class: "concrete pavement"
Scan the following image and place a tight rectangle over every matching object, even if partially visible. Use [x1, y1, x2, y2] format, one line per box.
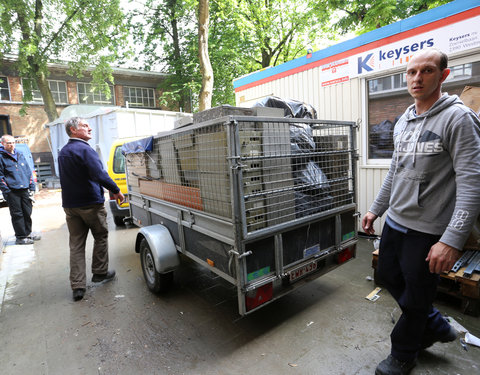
[1, 189, 479, 375]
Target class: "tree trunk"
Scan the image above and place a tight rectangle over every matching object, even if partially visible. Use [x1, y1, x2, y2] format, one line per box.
[15, 0, 59, 122]
[168, 0, 190, 112]
[261, 48, 272, 68]
[36, 71, 58, 122]
[198, 0, 213, 111]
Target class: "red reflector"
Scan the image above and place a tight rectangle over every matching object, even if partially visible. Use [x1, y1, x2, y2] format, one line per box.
[337, 246, 355, 264]
[245, 283, 273, 311]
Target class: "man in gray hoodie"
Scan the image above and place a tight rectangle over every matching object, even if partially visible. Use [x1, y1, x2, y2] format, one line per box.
[362, 48, 480, 375]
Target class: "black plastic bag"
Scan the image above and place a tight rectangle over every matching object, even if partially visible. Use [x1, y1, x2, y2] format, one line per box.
[253, 96, 317, 119]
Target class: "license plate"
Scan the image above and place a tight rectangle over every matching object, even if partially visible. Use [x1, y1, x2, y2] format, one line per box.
[289, 260, 318, 282]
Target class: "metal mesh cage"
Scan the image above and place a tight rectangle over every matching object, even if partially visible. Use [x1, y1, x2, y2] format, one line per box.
[125, 117, 355, 234]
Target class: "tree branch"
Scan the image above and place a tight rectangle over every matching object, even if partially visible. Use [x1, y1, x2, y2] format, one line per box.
[34, 0, 43, 40]
[41, 0, 90, 55]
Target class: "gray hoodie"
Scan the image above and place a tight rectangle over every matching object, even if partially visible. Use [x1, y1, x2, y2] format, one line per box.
[369, 94, 480, 250]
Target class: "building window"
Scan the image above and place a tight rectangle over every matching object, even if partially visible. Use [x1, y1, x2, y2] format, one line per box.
[77, 82, 115, 105]
[366, 61, 480, 161]
[21, 78, 68, 104]
[123, 86, 155, 108]
[368, 72, 407, 95]
[0, 76, 10, 101]
[446, 63, 472, 81]
[49, 80, 68, 104]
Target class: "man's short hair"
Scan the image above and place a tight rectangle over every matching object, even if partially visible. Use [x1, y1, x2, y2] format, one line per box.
[1, 134, 14, 144]
[65, 117, 84, 137]
[437, 49, 448, 71]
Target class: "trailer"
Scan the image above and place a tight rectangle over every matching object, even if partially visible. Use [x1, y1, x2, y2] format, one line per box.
[123, 107, 358, 315]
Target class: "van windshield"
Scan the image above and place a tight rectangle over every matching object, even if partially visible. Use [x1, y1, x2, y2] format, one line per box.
[113, 146, 125, 174]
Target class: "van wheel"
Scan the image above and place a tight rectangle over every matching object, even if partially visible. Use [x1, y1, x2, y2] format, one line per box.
[139, 238, 173, 293]
[113, 216, 124, 226]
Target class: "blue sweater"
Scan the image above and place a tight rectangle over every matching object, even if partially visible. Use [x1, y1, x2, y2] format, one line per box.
[58, 138, 120, 208]
[0, 146, 35, 194]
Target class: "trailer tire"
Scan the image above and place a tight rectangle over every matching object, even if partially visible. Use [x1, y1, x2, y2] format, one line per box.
[140, 238, 173, 293]
[113, 216, 124, 226]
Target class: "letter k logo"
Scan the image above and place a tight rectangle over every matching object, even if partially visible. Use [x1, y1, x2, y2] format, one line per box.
[358, 53, 374, 74]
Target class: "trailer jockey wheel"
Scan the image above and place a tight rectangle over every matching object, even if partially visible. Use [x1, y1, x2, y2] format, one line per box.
[139, 238, 173, 293]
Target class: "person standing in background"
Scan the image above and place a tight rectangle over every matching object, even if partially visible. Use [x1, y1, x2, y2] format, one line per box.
[0, 135, 40, 245]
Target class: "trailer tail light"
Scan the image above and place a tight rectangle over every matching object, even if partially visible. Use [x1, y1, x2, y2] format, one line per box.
[337, 245, 355, 264]
[245, 282, 273, 312]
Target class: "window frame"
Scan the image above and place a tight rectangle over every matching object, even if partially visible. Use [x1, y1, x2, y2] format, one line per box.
[0, 76, 11, 101]
[21, 78, 68, 104]
[123, 85, 156, 108]
[77, 82, 115, 105]
[364, 60, 480, 165]
[112, 145, 126, 174]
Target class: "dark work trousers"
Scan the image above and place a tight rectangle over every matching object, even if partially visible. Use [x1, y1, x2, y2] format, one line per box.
[6, 188, 32, 239]
[64, 204, 109, 290]
[377, 223, 451, 362]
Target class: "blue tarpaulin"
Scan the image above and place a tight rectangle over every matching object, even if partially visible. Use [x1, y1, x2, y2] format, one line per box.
[121, 136, 154, 155]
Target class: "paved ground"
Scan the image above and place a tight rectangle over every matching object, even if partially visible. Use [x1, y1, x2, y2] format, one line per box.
[0, 189, 479, 375]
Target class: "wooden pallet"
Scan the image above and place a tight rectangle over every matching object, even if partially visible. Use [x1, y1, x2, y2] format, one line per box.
[371, 250, 480, 316]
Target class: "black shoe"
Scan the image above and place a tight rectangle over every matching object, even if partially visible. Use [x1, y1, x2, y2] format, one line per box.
[92, 270, 116, 283]
[15, 237, 34, 245]
[73, 288, 86, 301]
[375, 355, 416, 375]
[421, 324, 458, 349]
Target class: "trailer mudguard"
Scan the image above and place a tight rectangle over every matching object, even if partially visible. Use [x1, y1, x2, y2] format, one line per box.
[136, 225, 180, 273]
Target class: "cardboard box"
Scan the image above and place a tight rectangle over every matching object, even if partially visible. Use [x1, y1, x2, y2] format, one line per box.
[193, 105, 256, 123]
[139, 179, 203, 211]
[174, 116, 193, 129]
[460, 86, 480, 114]
[157, 138, 181, 185]
[175, 133, 198, 172]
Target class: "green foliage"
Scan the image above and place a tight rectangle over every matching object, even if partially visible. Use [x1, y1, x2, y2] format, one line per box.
[131, 0, 331, 110]
[236, 0, 330, 68]
[326, 0, 453, 35]
[0, 0, 129, 119]
[130, 0, 453, 111]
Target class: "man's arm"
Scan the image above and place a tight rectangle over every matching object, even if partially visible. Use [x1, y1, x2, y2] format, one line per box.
[439, 111, 480, 250]
[427, 111, 480, 274]
[426, 242, 462, 274]
[0, 160, 10, 195]
[111, 191, 125, 204]
[362, 211, 378, 235]
[82, 146, 124, 202]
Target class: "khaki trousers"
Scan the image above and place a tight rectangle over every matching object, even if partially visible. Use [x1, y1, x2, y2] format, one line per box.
[64, 204, 109, 290]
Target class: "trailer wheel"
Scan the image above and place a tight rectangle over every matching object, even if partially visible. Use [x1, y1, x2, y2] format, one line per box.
[140, 238, 173, 293]
[113, 216, 124, 226]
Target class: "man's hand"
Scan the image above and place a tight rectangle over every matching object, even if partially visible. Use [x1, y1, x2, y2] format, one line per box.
[362, 212, 378, 235]
[112, 191, 125, 204]
[426, 242, 462, 274]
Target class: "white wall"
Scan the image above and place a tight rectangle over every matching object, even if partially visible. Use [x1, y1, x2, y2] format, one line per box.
[48, 107, 190, 176]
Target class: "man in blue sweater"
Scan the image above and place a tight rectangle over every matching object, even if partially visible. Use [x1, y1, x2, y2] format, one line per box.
[59, 117, 124, 301]
[0, 135, 40, 245]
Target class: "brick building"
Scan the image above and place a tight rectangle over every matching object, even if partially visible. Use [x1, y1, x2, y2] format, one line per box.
[0, 58, 173, 178]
